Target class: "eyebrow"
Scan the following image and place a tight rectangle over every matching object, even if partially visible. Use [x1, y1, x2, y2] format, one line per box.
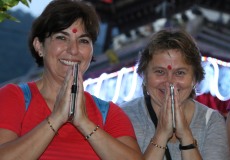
[58, 31, 91, 39]
[152, 65, 188, 70]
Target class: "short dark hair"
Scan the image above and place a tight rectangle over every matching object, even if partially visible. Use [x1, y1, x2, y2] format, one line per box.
[137, 29, 204, 98]
[28, 0, 100, 67]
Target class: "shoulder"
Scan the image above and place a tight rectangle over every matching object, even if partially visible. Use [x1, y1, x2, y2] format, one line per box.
[0, 83, 20, 92]
[120, 97, 147, 122]
[194, 100, 225, 125]
[84, 91, 96, 104]
[85, 92, 110, 110]
[120, 97, 145, 111]
[193, 102, 230, 158]
[120, 97, 146, 118]
[85, 92, 120, 112]
[0, 84, 26, 135]
[0, 83, 23, 100]
[103, 101, 136, 138]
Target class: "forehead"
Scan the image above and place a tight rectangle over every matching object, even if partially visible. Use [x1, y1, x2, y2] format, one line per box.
[152, 49, 184, 62]
[67, 19, 86, 32]
[150, 49, 192, 68]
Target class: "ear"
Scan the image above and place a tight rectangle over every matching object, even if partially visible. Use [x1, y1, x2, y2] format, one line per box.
[33, 37, 43, 57]
[192, 79, 197, 88]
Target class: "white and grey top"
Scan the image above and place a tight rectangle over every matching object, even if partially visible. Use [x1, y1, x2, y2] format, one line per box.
[121, 97, 230, 160]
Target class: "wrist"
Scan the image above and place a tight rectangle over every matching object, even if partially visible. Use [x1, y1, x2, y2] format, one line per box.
[151, 135, 168, 147]
[179, 139, 198, 150]
[150, 138, 168, 150]
[154, 130, 171, 142]
[76, 119, 95, 134]
[178, 131, 194, 145]
[48, 114, 64, 128]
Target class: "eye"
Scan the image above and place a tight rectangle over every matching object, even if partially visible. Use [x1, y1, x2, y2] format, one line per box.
[175, 70, 186, 76]
[56, 35, 67, 41]
[51, 32, 69, 42]
[79, 38, 91, 44]
[154, 69, 165, 75]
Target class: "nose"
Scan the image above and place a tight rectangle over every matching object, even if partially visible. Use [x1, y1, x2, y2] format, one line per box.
[67, 40, 78, 55]
[167, 73, 175, 85]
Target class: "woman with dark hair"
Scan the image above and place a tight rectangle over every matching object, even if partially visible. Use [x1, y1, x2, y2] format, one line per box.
[121, 29, 230, 160]
[0, 0, 142, 159]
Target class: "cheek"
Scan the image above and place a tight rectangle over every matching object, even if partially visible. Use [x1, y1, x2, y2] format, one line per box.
[176, 79, 194, 91]
[81, 54, 93, 73]
[80, 45, 93, 57]
[45, 42, 65, 56]
[83, 51, 93, 64]
[145, 76, 161, 90]
[146, 73, 166, 86]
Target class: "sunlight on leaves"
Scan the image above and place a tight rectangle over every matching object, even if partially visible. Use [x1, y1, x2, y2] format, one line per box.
[0, 0, 31, 22]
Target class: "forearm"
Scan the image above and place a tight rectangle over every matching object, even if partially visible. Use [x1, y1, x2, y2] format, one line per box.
[144, 144, 166, 160]
[181, 148, 202, 160]
[0, 116, 61, 160]
[179, 133, 202, 160]
[78, 121, 143, 160]
[144, 135, 168, 160]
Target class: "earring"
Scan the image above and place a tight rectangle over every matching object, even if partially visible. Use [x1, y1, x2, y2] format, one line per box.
[193, 85, 196, 89]
[143, 79, 146, 86]
[38, 52, 43, 57]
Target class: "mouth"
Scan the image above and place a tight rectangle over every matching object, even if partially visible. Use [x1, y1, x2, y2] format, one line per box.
[59, 59, 80, 66]
[159, 88, 180, 94]
[159, 89, 165, 94]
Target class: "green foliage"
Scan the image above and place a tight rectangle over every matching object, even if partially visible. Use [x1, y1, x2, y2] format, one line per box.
[0, 0, 31, 22]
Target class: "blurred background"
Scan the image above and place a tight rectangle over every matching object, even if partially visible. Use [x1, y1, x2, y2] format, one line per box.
[0, 0, 230, 116]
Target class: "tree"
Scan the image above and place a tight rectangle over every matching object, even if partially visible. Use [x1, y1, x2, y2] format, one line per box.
[0, 0, 31, 22]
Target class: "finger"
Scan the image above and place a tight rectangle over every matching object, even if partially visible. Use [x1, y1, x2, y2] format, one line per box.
[75, 70, 84, 103]
[75, 71, 86, 113]
[173, 85, 180, 122]
[162, 83, 170, 113]
[58, 67, 73, 96]
[163, 83, 173, 127]
[52, 66, 73, 122]
[165, 83, 172, 116]
[173, 85, 187, 132]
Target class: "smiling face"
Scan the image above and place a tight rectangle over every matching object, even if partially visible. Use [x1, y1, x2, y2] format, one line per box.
[145, 49, 196, 107]
[33, 19, 93, 82]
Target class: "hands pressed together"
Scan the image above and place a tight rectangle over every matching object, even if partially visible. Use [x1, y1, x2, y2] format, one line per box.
[155, 84, 192, 142]
[50, 67, 89, 131]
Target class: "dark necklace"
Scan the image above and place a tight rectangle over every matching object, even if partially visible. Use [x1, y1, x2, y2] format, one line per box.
[145, 95, 172, 160]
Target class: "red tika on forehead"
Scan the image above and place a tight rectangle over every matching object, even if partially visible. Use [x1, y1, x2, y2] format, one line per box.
[72, 28, 77, 33]
[167, 65, 172, 70]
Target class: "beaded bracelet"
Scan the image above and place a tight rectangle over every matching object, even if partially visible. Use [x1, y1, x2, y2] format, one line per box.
[46, 117, 59, 135]
[85, 125, 100, 140]
[150, 139, 167, 149]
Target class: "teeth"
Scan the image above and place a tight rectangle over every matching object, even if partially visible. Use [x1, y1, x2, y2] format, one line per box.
[60, 59, 78, 66]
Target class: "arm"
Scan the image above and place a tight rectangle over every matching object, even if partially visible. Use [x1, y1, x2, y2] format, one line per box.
[144, 134, 168, 160]
[0, 71, 72, 159]
[0, 117, 61, 160]
[76, 120, 143, 160]
[143, 85, 174, 160]
[227, 112, 230, 148]
[173, 87, 202, 160]
[0, 84, 60, 159]
[202, 111, 230, 160]
[72, 71, 143, 160]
